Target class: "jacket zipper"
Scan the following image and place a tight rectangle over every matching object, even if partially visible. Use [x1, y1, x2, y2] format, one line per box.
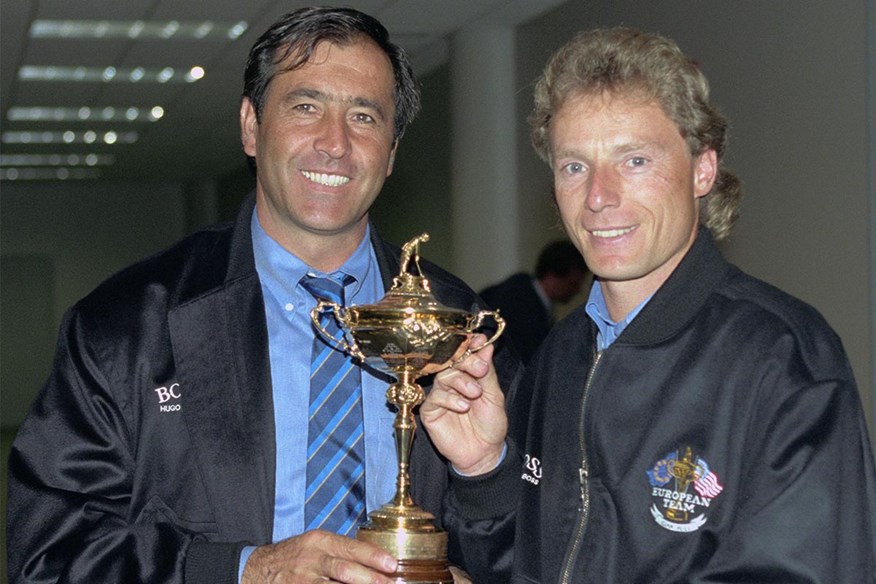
[559, 350, 602, 584]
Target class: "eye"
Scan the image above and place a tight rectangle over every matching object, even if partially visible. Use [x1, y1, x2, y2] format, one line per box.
[561, 161, 586, 176]
[293, 103, 317, 114]
[352, 112, 376, 124]
[627, 156, 649, 168]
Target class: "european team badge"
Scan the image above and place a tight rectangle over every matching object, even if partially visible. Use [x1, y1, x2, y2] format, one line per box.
[647, 446, 724, 532]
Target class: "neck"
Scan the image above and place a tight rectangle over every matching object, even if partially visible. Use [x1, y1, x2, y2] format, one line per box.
[600, 227, 699, 321]
[290, 234, 363, 273]
[255, 208, 367, 273]
[598, 281, 649, 323]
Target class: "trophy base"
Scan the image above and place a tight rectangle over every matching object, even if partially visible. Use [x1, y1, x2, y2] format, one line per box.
[379, 559, 453, 584]
[357, 505, 453, 584]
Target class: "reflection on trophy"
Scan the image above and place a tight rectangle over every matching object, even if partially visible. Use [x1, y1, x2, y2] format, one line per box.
[311, 233, 505, 583]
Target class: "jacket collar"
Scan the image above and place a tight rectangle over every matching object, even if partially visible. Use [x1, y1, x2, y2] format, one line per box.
[226, 192, 259, 282]
[228, 193, 394, 289]
[618, 226, 732, 345]
[169, 192, 273, 541]
[370, 225, 400, 293]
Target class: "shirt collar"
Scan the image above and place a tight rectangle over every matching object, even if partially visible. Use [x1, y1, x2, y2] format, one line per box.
[585, 280, 652, 351]
[251, 211, 373, 299]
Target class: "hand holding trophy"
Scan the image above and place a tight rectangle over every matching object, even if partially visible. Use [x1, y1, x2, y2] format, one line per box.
[310, 233, 504, 583]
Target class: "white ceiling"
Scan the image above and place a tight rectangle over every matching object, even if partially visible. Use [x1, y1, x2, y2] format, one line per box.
[1, 0, 565, 184]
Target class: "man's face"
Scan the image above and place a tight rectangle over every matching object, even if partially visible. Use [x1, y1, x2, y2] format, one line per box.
[549, 92, 716, 299]
[240, 39, 397, 250]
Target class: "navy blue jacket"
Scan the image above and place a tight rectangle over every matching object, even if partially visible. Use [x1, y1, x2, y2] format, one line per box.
[449, 228, 876, 583]
[6, 196, 521, 584]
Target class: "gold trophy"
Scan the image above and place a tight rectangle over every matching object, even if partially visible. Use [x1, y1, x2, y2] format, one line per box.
[310, 233, 505, 583]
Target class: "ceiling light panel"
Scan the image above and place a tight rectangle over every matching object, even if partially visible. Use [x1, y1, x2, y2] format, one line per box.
[2, 130, 138, 145]
[8, 106, 165, 122]
[18, 65, 205, 84]
[2, 168, 102, 181]
[0, 153, 116, 166]
[29, 20, 248, 40]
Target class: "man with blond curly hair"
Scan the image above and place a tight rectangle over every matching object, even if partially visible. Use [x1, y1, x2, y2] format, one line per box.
[421, 27, 876, 583]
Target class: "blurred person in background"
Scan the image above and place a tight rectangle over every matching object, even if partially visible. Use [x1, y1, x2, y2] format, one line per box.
[480, 240, 588, 364]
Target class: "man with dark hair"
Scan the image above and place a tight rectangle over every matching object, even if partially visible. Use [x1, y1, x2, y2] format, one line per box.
[7, 7, 518, 584]
[480, 240, 588, 364]
[421, 27, 876, 583]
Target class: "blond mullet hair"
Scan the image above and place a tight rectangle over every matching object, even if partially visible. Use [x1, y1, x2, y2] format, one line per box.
[530, 27, 742, 240]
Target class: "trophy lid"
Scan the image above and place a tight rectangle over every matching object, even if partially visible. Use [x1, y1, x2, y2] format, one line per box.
[354, 233, 468, 317]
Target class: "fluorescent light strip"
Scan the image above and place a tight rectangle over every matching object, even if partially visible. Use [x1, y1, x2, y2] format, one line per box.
[8, 106, 165, 122]
[29, 19, 248, 40]
[18, 65, 205, 83]
[0, 154, 115, 167]
[2, 131, 138, 145]
[2, 168, 102, 181]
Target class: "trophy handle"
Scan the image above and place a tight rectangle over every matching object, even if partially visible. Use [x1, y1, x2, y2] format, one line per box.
[467, 309, 506, 352]
[310, 300, 366, 361]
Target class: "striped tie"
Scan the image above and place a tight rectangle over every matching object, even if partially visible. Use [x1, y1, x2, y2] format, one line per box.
[300, 273, 366, 535]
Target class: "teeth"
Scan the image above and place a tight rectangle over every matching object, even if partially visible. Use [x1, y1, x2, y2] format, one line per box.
[592, 227, 635, 238]
[302, 171, 350, 187]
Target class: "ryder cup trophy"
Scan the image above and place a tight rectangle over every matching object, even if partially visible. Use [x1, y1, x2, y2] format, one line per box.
[310, 233, 505, 583]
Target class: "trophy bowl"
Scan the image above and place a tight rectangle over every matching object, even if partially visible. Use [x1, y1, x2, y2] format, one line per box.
[311, 234, 504, 583]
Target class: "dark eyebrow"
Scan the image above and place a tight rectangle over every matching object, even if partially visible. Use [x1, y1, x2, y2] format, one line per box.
[281, 87, 387, 122]
[286, 87, 325, 102]
[351, 97, 387, 122]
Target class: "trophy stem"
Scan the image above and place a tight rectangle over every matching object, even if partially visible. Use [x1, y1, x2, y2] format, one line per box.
[357, 371, 452, 583]
[392, 372, 420, 508]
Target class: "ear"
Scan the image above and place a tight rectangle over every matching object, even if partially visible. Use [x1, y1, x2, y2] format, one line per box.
[385, 140, 398, 177]
[693, 148, 718, 199]
[240, 97, 258, 157]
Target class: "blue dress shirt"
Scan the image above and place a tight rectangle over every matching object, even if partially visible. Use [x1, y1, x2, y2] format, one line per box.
[240, 214, 397, 579]
[585, 281, 652, 351]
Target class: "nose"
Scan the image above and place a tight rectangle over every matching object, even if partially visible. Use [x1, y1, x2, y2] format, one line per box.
[313, 114, 352, 159]
[585, 167, 620, 212]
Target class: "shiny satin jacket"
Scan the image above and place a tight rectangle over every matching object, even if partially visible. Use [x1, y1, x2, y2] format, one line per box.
[6, 196, 521, 584]
[453, 229, 876, 583]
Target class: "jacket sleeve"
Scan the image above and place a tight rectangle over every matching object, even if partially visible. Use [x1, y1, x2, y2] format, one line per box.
[696, 375, 876, 583]
[6, 309, 244, 584]
[442, 441, 522, 584]
[441, 334, 527, 584]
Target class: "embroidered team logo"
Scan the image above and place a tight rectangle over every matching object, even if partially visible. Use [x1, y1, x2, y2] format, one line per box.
[647, 446, 723, 532]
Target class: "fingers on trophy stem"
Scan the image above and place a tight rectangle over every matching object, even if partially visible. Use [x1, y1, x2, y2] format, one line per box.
[451, 349, 473, 369]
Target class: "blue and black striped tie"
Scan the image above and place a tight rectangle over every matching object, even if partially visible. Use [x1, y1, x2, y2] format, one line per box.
[300, 273, 366, 535]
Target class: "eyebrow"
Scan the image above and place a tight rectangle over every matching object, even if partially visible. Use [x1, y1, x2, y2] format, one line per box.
[615, 141, 658, 154]
[553, 139, 668, 160]
[282, 87, 388, 121]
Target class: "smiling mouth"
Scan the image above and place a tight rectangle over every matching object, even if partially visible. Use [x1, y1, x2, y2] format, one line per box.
[301, 170, 350, 187]
[592, 226, 635, 238]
